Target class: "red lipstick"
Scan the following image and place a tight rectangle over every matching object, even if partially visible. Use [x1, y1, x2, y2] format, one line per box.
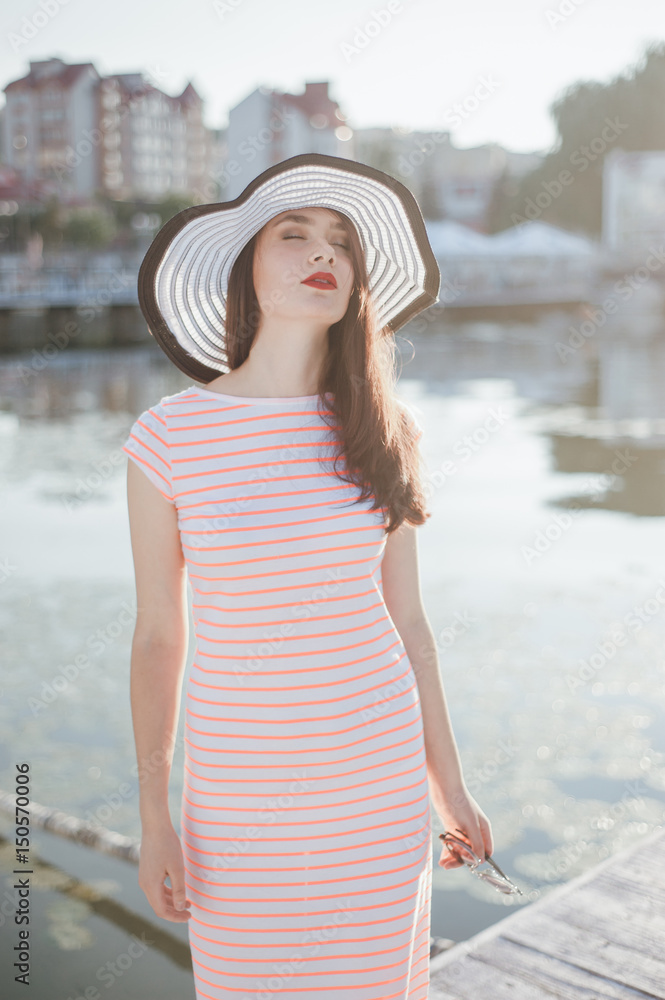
[301, 271, 337, 289]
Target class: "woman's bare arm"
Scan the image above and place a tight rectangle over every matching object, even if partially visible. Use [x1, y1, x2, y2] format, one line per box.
[126, 458, 189, 818]
[380, 520, 493, 864]
[126, 459, 192, 919]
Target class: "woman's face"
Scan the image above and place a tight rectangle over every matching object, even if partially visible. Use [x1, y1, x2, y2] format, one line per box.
[252, 206, 356, 328]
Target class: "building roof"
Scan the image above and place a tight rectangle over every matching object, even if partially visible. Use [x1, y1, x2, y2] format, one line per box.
[107, 72, 202, 111]
[5, 58, 98, 93]
[490, 220, 597, 256]
[179, 81, 202, 105]
[279, 82, 342, 130]
[426, 220, 495, 255]
[426, 218, 598, 257]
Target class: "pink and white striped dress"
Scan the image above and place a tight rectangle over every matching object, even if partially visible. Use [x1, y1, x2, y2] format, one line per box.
[122, 384, 432, 1000]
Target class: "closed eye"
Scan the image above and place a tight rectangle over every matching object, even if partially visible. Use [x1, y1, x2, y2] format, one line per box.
[283, 234, 350, 250]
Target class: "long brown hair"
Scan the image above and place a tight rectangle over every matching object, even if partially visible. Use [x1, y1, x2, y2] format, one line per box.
[223, 210, 431, 534]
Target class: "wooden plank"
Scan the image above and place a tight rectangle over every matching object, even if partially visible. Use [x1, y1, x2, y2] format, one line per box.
[428, 985, 464, 1000]
[431, 827, 665, 970]
[614, 834, 665, 873]
[432, 937, 660, 999]
[545, 882, 665, 950]
[430, 828, 665, 998]
[502, 912, 665, 996]
[591, 868, 665, 913]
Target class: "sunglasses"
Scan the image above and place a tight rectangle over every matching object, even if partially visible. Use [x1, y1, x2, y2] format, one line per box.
[439, 828, 524, 896]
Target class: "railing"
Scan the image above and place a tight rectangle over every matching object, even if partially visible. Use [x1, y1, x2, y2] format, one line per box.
[0, 249, 621, 310]
[0, 252, 143, 307]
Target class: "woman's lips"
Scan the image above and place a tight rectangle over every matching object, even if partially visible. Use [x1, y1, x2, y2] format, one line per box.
[301, 272, 337, 289]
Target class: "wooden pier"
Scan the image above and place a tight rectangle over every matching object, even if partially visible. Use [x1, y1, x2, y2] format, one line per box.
[3, 789, 664, 996]
[429, 823, 665, 999]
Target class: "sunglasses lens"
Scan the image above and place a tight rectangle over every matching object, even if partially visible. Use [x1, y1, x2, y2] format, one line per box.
[478, 871, 516, 892]
[443, 838, 478, 864]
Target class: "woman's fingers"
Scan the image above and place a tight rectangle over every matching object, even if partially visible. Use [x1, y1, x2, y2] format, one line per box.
[139, 871, 192, 922]
[160, 888, 192, 922]
[439, 843, 465, 868]
[137, 827, 193, 923]
[165, 857, 191, 913]
[163, 883, 192, 917]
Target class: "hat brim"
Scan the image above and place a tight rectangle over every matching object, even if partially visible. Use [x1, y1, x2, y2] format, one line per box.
[138, 153, 441, 381]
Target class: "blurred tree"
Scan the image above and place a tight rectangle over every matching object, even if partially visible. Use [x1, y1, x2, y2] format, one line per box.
[491, 41, 665, 236]
[93, 190, 192, 247]
[63, 208, 117, 248]
[32, 195, 66, 250]
[155, 192, 193, 222]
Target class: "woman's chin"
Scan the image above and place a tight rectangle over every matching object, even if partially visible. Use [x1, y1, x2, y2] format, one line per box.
[274, 305, 349, 325]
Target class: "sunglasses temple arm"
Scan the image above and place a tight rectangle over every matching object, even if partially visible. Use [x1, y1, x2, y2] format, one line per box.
[485, 855, 512, 881]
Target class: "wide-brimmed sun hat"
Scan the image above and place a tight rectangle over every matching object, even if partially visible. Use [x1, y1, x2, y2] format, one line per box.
[137, 152, 441, 381]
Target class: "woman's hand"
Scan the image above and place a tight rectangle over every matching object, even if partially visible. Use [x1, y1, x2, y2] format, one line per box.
[137, 819, 192, 922]
[433, 782, 493, 870]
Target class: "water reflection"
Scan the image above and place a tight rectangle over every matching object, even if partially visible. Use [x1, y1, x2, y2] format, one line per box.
[2, 313, 665, 945]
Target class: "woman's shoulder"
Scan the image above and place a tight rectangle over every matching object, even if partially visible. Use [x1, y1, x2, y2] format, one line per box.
[145, 386, 200, 415]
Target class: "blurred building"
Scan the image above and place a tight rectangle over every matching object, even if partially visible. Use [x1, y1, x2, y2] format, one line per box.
[99, 72, 211, 201]
[602, 148, 665, 253]
[1, 57, 214, 205]
[423, 217, 599, 307]
[222, 82, 353, 199]
[2, 58, 101, 203]
[354, 126, 542, 230]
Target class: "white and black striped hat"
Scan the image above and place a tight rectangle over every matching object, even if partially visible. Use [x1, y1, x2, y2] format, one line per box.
[137, 152, 441, 381]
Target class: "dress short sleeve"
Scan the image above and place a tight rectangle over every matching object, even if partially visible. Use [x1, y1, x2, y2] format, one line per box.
[121, 404, 174, 503]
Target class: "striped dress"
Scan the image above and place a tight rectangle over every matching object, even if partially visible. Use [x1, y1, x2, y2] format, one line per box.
[122, 385, 432, 1000]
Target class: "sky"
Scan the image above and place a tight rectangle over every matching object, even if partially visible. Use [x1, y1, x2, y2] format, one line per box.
[1, 0, 664, 154]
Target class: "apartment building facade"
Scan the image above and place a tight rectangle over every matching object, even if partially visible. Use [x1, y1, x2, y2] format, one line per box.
[220, 82, 354, 200]
[2, 57, 213, 204]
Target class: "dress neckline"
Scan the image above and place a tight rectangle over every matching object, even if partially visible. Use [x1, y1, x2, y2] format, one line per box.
[190, 384, 326, 404]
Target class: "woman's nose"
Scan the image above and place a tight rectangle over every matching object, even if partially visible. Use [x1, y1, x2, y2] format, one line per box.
[308, 241, 335, 265]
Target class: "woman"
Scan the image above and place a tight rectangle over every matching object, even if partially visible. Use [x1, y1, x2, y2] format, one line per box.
[122, 154, 493, 1000]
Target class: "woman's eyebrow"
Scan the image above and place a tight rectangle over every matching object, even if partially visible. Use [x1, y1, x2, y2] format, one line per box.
[271, 213, 348, 232]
